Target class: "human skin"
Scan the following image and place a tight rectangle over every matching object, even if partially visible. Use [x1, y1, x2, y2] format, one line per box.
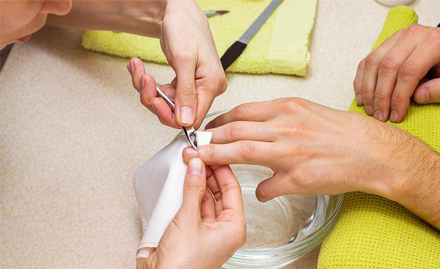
[48, 0, 227, 129]
[354, 24, 440, 123]
[0, 0, 72, 47]
[143, 158, 246, 269]
[182, 98, 440, 229]
[0, 0, 226, 129]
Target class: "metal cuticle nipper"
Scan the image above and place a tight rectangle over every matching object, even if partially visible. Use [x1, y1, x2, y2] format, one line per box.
[155, 87, 198, 150]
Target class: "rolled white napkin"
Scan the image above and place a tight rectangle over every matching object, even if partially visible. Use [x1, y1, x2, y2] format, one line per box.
[133, 131, 212, 265]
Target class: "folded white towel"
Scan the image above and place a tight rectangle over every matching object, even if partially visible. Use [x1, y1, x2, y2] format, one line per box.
[133, 131, 212, 264]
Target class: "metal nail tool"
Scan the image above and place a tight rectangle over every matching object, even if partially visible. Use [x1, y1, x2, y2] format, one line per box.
[204, 10, 229, 17]
[155, 87, 198, 150]
[220, 0, 282, 70]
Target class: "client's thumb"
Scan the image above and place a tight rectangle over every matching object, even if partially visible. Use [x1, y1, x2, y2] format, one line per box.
[414, 78, 440, 104]
[181, 158, 206, 215]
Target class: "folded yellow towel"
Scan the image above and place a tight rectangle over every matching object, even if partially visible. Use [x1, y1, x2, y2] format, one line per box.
[82, 0, 317, 76]
[318, 6, 440, 269]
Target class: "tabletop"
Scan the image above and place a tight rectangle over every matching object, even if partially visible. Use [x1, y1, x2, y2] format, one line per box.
[1, 0, 439, 268]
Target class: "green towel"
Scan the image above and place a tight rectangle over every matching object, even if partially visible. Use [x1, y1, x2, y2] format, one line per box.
[318, 6, 440, 269]
[82, 0, 317, 76]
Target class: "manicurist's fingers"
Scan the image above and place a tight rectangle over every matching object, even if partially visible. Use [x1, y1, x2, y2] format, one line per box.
[147, 83, 180, 128]
[211, 165, 244, 214]
[174, 57, 197, 127]
[128, 58, 146, 92]
[193, 89, 216, 129]
[413, 78, 440, 104]
[201, 189, 216, 222]
[209, 121, 275, 144]
[181, 158, 206, 217]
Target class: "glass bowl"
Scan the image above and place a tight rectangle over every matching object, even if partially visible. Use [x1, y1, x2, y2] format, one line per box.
[174, 110, 344, 269]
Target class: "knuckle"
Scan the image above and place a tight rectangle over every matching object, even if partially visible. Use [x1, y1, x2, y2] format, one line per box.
[229, 123, 244, 139]
[425, 29, 440, 45]
[281, 98, 305, 113]
[205, 145, 217, 160]
[374, 91, 389, 103]
[358, 59, 365, 69]
[290, 168, 311, 189]
[407, 24, 423, 35]
[185, 181, 205, 193]
[218, 74, 228, 94]
[379, 57, 397, 73]
[353, 77, 362, 91]
[157, 116, 169, 126]
[179, 83, 196, 95]
[232, 104, 248, 120]
[391, 93, 407, 104]
[238, 142, 255, 160]
[173, 51, 193, 63]
[399, 61, 418, 79]
[365, 53, 379, 66]
[178, 85, 197, 103]
[140, 95, 150, 107]
[361, 85, 373, 97]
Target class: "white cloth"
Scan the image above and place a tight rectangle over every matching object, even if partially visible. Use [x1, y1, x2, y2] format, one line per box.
[133, 131, 212, 263]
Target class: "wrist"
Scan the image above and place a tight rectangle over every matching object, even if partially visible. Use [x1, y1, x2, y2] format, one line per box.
[119, 0, 168, 37]
[48, 0, 168, 38]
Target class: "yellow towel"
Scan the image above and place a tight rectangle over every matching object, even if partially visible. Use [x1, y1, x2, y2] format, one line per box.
[318, 6, 440, 269]
[82, 0, 317, 76]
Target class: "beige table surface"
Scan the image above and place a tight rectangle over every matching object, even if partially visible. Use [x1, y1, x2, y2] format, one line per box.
[1, 0, 439, 268]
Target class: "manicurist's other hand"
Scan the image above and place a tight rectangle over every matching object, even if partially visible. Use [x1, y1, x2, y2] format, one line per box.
[143, 158, 246, 269]
[129, 0, 226, 129]
[183, 98, 440, 229]
[354, 24, 440, 122]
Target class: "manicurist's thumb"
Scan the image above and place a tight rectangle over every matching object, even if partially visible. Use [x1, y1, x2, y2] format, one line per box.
[181, 158, 206, 215]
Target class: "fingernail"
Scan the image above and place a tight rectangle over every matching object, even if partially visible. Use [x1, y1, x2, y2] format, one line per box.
[374, 111, 383, 121]
[356, 94, 363, 105]
[141, 76, 146, 89]
[422, 88, 429, 103]
[127, 64, 133, 75]
[188, 158, 203, 176]
[390, 111, 398, 122]
[366, 105, 374, 115]
[185, 148, 198, 159]
[179, 106, 194, 125]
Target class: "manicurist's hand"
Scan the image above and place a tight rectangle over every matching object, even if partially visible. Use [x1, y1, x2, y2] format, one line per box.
[143, 158, 246, 269]
[182, 98, 440, 229]
[354, 24, 440, 122]
[45, 0, 226, 129]
[128, 0, 226, 129]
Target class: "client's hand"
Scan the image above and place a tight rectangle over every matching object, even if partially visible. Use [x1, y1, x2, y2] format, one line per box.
[182, 98, 440, 228]
[143, 158, 246, 269]
[354, 24, 440, 122]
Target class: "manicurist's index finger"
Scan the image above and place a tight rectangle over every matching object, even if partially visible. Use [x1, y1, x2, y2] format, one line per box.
[211, 165, 244, 213]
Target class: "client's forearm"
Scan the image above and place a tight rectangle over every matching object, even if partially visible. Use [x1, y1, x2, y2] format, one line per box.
[46, 0, 167, 38]
[388, 138, 440, 230]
